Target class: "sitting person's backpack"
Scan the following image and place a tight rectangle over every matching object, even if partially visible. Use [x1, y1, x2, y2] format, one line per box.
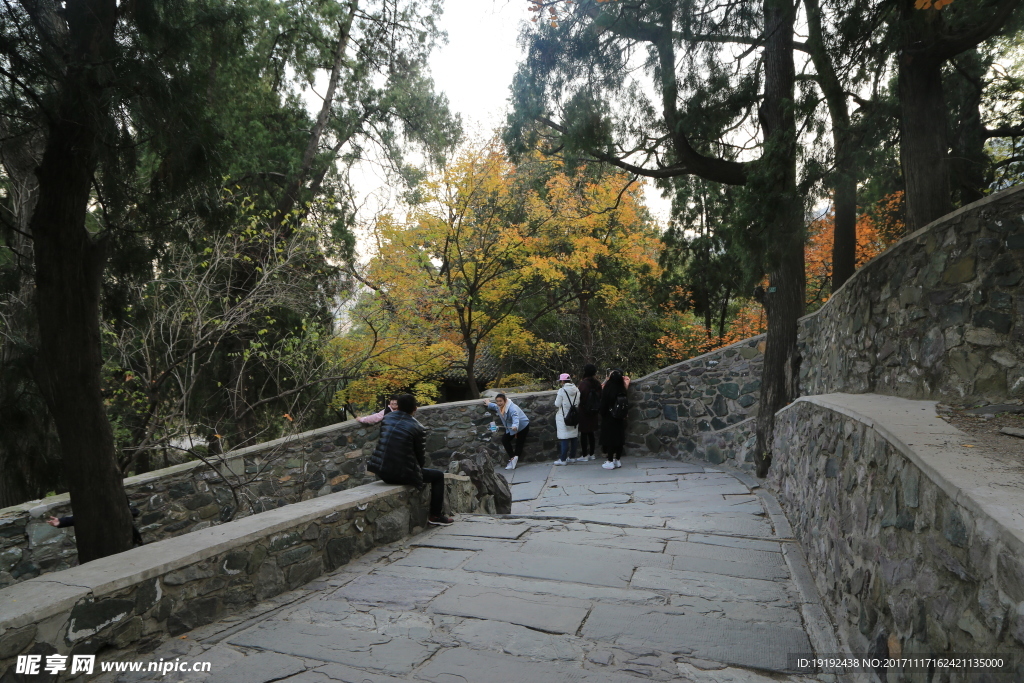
[563, 393, 579, 427]
[610, 393, 629, 419]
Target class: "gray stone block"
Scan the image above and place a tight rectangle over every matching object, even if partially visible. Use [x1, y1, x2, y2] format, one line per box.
[535, 493, 631, 508]
[463, 549, 633, 587]
[431, 521, 528, 540]
[414, 642, 648, 682]
[670, 554, 789, 581]
[331, 574, 448, 608]
[629, 566, 794, 603]
[207, 651, 306, 683]
[428, 584, 588, 634]
[228, 623, 438, 674]
[527, 530, 666, 553]
[450, 619, 582, 661]
[519, 539, 673, 569]
[581, 603, 811, 672]
[393, 548, 474, 570]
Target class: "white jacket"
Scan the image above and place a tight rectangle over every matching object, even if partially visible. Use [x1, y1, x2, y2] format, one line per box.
[554, 383, 580, 440]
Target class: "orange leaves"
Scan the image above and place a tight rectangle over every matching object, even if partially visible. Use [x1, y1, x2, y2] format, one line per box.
[656, 299, 766, 364]
[914, 0, 953, 9]
[804, 191, 905, 307]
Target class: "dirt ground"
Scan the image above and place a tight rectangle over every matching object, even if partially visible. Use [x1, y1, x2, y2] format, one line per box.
[937, 401, 1024, 465]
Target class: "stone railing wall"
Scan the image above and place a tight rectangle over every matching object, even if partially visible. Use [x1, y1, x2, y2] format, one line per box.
[768, 395, 1024, 678]
[0, 397, 558, 587]
[799, 185, 1024, 402]
[624, 336, 764, 463]
[0, 475, 477, 678]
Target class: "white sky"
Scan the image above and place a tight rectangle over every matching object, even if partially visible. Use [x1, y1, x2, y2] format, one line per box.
[346, 0, 671, 243]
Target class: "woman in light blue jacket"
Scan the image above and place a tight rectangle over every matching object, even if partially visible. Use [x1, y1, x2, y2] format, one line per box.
[482, 393, 531, 470]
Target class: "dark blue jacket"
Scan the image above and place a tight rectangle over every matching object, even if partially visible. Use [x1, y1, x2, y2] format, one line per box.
[367, 411, 427, 486]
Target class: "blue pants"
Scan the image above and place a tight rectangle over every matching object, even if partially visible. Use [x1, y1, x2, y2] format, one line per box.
[558, 438, 578, 461]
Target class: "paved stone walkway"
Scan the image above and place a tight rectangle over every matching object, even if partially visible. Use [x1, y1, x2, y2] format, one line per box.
[104, 458, 843, 683]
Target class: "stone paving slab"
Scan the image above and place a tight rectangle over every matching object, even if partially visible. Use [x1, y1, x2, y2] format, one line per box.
[329, 574, 448, 608]
[581, 603, 812, 673]
[619, 526, 690, 539]
[665, 540, 787, 567]
[569, 511, 672, 528]
[667, 593, 805, 627]
[463, 549, 634, 587]
[496, 462, 550, 484]
[429, 521, 530, 539]
[527, 530, 667, 553]
[640, 463, 705, 472]
[450, 618, 584, 661]
[664, 514, 774, 537]
[583, 480, 680, 494]
[687, 533, 782, 552]
[391, 547, 474, 569]
[427, 584, 590, 634]
[511, 480, 546, 501]
[410, 535, 521, 553]
[639, 502, 766, 515]
[669, 554, 789, 581]
[228, 623, 439, 674]
[535, 493, 633, 507]
[547, 469, 681, 484]
[309, 662, 406, 683]
[644, 467, 708, 476]
[206, 651, 306, 683]
[519, 538, 674, 568]
[630, 566, 795, 603]
[414, 647, 650, 683]
[375, 563, 668, 605]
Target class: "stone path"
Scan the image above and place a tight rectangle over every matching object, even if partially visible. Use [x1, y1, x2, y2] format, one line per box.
[102, 458, 843, 683]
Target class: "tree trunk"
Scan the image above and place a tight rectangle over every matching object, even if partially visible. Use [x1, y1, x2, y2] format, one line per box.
[30, 50, 135, 560]
[579, 292, 595, 363]
[898, 39, 952, 232]
[948, 50, 988, 206]
[753, 0, 804, 478]
[832, 168, 857, 289]
[717, 286, 731, 339]
[465, 341, 479, 399]
[804, 0, 858, 290]
[753, 239, 805, 477]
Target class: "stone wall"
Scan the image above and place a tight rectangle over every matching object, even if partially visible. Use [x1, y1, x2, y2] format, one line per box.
[624, 336, 764, 464]
[0, 397, 558, 587]
[799, 185, 1024, 402]
[768, 397, 1024, 680]
[0, 476, 477, 678]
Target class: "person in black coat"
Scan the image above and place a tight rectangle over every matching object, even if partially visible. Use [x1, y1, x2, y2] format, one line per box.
[576, 364, 602, 462]
[600, 369, 629, 469]
[367, 394, 453, 525]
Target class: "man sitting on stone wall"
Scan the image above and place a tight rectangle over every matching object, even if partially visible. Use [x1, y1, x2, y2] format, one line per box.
[366, 394, 454, 526]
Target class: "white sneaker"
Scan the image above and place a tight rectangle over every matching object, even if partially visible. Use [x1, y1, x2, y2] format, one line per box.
[506, 456, 518, 470]
[614, 459, 622, 469]
[589, 455, 596, 461]
[602, 461, 615, 470]
[554, 459, 567, 465]
[567, 458, 577, 463]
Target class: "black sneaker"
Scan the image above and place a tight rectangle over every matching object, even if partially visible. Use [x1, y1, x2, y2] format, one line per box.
[428, 514, 455, 526]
